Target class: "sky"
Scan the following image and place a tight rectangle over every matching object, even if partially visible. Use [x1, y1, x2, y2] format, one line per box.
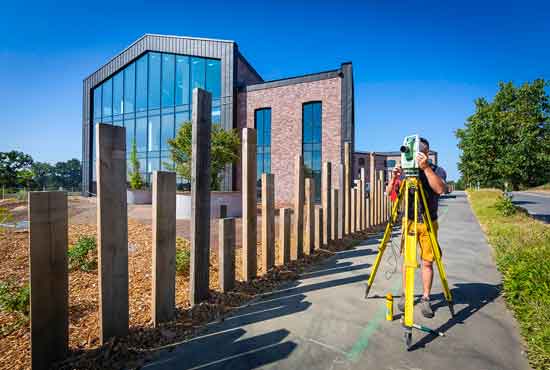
[1, 0, 550, 181]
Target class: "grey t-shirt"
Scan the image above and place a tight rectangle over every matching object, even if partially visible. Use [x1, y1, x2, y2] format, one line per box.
[406, 164, 447, 222]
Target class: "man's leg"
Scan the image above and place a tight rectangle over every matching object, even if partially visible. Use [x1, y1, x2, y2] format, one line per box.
[419, 223, 435, 318]
[421, 259, 434, 298]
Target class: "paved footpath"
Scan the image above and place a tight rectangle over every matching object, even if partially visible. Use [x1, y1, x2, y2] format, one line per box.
[146, 191, 529, 370]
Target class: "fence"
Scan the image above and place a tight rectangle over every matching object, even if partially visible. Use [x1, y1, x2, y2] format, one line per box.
[26, 88, 392, 369]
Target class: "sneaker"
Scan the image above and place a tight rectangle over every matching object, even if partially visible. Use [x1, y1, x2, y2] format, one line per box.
[398, 293, 405, 312]
[420, 296, 434, 318]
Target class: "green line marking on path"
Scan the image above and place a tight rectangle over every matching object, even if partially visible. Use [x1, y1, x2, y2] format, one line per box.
[346, 280, 401, 362]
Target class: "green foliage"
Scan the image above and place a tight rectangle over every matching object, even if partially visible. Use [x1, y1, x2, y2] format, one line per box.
[468, 190, 550, 369]
[30, 159, 81, 190]
[175, 237, 191, 275]
[129, 140, 144, 190]
[0, 280, 30, 316]
[167, 121, 240, 190]
[0, 151, 33, 189]
[0, 207, 12, 224]
[456, 80, 550, 190]
[494, 195, 517, 216]
[68, 236, 97, 272]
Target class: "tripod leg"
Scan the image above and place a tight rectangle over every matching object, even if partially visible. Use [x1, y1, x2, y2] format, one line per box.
[418, 181, 454, 316]
[403, 180, 417, 336]
[364, 180, 406, 298]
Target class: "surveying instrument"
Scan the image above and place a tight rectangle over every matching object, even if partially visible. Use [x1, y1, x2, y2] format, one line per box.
[364, 134, 455, 349]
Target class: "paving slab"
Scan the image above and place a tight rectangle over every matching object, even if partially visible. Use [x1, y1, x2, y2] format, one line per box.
[145, 191, 529, 370]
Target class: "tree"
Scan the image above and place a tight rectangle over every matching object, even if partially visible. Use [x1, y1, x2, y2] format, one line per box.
[167, 121, 240, 190]
[53, 159, 81, 189]
[129, 140, 144, 190]
[31, 162, 55, 189]
[456, 79, 550, 190]
[0, 151, 33, 189]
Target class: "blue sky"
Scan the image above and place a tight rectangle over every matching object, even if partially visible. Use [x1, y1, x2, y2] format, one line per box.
[1, 0, 549, 181]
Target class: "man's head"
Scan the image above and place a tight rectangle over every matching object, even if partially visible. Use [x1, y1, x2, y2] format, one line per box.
[419, 137, 430, 155]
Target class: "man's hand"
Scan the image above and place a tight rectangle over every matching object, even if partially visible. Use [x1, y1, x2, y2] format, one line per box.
[416, 152, 429, 170]
[392, 165, 403, 179]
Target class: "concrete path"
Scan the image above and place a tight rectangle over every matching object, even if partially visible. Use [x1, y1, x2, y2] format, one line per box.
[512, 191, 550, 223]
[146, 191, 529, 370]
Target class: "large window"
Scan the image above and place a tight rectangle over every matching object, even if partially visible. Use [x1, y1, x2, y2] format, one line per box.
[91, 51, 222, 186]
[255, 108, 271, 182]
[303, 102, 322, 201]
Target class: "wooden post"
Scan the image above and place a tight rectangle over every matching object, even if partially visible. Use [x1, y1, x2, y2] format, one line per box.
[261, 173, 275, 274]
[304, 177, 314, 255]
[29, 191, 68, 369]
[360, 168, 366, 230]
[242, 127, 257, 280]
[321, 161, 331, 245]
[190, 88, 212, 304]
[355, 180, 362, 232]
[331, 188, 339, 241]
[366, 197, 371, 229]
[369, 152, 376, 226]
[379, 170, 385, 223]
[349, 188, 357, 234]
[338, 163, 344, 239]
[219, 218, 236, 292]
[96, 124, 128, 343]
[291, 155, 304, 260]
[314, 206, 323, 250]
[278, 208, 291, 265]
[152, 171, 176, 326]
[344, 142, 351, 235]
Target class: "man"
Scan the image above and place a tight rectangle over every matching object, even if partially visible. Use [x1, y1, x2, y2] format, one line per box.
[386, 137, 446, 318]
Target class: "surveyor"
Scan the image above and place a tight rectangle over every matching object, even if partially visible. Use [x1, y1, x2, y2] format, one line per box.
[386, 137, 447, 318]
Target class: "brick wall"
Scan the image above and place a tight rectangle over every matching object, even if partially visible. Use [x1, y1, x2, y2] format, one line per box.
[236, 77, 343, 206]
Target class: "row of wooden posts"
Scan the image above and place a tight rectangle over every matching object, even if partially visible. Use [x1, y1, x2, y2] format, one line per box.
[27, 88, 391, 369]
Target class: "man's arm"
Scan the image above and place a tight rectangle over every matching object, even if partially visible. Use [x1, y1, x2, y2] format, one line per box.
[417, 153, 446, 195]
[386, 166, 402, 196]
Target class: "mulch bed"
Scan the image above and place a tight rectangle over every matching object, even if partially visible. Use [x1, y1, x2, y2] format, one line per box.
[0, 206, 372, 369]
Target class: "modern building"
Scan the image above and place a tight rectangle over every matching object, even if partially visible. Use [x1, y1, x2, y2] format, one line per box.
[82, 34, 354, 205]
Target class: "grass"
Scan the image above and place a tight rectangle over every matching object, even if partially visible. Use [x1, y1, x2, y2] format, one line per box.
[176, 237, 191, 275]
[467, 189, 550, 369]
[530, 183, 550, 191]
[68, 236, 97, 272]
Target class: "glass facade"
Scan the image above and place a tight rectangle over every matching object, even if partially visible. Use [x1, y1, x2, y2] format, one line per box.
[302, 102, 322, 201]
[91, 51, 221, 186]
[255, 108, 271, 180]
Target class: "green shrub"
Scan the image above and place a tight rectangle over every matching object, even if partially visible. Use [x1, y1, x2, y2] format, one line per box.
[176, 237, 191, 275]
[494, 195, 516, 216]
[0, 280, 30, 316]
[68, 236, 97, 272]
[0, 207, 12, 224]
[129, 139, 144, 190]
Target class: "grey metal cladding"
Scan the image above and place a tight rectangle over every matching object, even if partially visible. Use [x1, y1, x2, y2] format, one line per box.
[244, 69, 340, 92]
[340, 62, 355, 158]
[82, 34, 236, 195]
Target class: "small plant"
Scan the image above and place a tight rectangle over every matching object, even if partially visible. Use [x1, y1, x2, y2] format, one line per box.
[0, 280, 30, 316]
[129, 139, 144, 190]
[175, 237, 191, 275]
[68, 236, 97, 272]
[494, 195, 516, 216]
[0, 207, 12, 224]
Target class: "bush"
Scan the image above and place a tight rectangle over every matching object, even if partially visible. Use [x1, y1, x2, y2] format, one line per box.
[68, 236, 97, 272]
[0, 280, 30, 316]
[494, 195, 517, 216]
[176, 237, 191, 275]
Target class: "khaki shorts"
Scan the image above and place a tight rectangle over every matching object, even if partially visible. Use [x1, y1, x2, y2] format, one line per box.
[402, 219, 440, 262]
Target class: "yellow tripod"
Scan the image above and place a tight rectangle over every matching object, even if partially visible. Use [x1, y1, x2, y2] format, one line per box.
[364, 176, 454, 349]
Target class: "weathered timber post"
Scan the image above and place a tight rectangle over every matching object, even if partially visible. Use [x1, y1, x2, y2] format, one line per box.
[331, 188, 339, 241]
[242, 127, 257, 280]
[349, 188, 357, 234]
[314, 206, 323, 250]
[291, 155, 304, 260]
[278, 208, 291, 265]
[344, 142, 351, 235]
[355, 180, 362, 232]
[379, 170, 385, 223]
[261, 173, 275, 274]
[96, 124, 128, 343]
[29, 191, 68, 369]
[321, 161, 331, 245]
[369, 152, 376, 226]
[219, 218, 236, 292]
[338, 163, 344, 239]
[152, 171, 176, 326]
[360, 168, 366, 230]
[366, 197, 371, 229]
[304, 177, 315, 255]
[190, 88, 212, 304]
